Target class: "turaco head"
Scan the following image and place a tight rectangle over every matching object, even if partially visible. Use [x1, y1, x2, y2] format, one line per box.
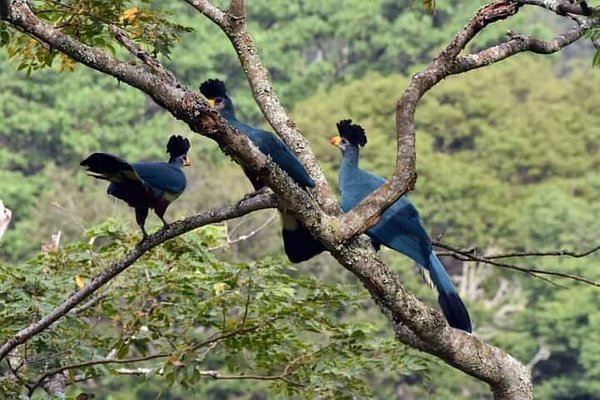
[199, 78, 236, 119]
[329, 119, 367, 155]
[166, 135, 192, 166]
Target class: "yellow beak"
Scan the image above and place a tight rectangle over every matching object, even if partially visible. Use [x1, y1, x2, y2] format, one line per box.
[184, 156, 192, 167]
[207, 99, 215, 107]
[329, 136, 342, 147]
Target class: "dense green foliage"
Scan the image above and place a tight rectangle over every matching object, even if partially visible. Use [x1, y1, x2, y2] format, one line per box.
[1, 223, 422, 399]
[1, 1, 599, 399]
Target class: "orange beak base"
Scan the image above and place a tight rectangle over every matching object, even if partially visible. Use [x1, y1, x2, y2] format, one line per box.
[329, 136, 342, 147]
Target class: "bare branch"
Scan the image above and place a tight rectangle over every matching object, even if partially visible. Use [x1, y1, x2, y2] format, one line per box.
[208, 212, 277, 251]
[452, 25, 587, 73]
[5, 359, 33, 392]
[227, 0, 246, 21]
[28, 318, 278, 395]
[526, 342, 551, 371]
[71, 294, 107, 315]
[435, 242, 600, 287]
[485, 245, 600, 260]
[114, 367, 304, 387]
[108, 25, 177, 83]
[5, 1, 188, 112]
[518, 0, 593, 16]
[184, 0, 226, 25]
[0, 193, 277, 363]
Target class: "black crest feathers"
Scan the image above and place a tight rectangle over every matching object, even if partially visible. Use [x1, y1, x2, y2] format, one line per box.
[336, 120, 367, 147]
[199, 79, 227, 99]
[166, 135, 191, 157]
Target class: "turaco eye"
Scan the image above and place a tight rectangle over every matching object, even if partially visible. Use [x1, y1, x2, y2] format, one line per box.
[341, 138, 348, 145]
[215, 97, 224, 104]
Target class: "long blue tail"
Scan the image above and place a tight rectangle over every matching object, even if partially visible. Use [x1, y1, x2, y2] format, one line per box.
[428, 252, 472, 332]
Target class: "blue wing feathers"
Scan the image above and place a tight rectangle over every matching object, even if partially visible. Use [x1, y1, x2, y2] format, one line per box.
[233, 120, 315, 189]
[133, 162, 187, 194]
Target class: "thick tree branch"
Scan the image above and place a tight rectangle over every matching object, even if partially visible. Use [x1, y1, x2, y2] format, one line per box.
[519, 0, 593, 16]
[0, 193, 277, 362]
[453, 24, 587, 73]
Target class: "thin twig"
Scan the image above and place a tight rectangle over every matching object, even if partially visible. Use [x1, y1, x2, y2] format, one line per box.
[434, 242, 599, 287]
[28, 319, 277, 395]
[485, 245, 600, 260]
[71, 294, 107, 315]
[113, 366, 303, 386]
[5, 359, 33, 392]
[208, 212, 277, 251]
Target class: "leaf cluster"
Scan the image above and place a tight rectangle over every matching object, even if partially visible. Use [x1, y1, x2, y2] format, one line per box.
[0, 221, 423, 398]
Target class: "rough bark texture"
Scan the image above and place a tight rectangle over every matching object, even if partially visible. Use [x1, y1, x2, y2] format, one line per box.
[1, 0, 595, 398]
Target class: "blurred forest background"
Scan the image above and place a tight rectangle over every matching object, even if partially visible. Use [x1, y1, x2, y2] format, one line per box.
[1, 0, 599, 399]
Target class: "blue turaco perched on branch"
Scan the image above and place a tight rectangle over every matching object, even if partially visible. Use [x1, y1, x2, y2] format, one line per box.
[80, 135, 191, 239]
[330, 120, 472, 332]
[199, 78, 325, 263]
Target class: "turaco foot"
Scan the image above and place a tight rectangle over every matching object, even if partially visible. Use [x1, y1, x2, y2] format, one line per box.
[138, 231, 149, 244]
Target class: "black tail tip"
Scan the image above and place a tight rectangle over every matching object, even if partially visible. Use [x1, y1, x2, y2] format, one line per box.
[281, 227, 326, 263]
[439, 292, 472, 333]
[80, 153, 131, 174]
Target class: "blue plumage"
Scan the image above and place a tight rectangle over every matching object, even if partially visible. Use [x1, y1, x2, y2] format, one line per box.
[200, 79, 325, 263]
[332, 120, 472, 332]
[81, 135, 191, 238]
[228, 118, 316, 189]
[132, 162, 188, 196]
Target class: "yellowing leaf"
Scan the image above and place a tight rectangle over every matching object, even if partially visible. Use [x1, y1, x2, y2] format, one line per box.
[213, 282, 229, 296]
[75, 275, 85, 289]
[169, 354, 185, 367]
[121, 7, 141, 24]
[423, 0, 436, 10]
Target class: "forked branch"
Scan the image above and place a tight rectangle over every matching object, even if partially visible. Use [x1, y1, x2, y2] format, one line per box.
[335, 0, 595, 242]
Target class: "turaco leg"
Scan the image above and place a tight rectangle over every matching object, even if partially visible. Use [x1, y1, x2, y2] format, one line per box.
[239, 168, 269, 202]
[154, 200, 171, 230]
[135, 207, 149, 239]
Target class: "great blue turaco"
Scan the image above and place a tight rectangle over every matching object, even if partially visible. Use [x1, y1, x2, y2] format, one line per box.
[199, 79, 325, 263]
[81, 135, 191, 239]
[330, 120, 472, 332]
